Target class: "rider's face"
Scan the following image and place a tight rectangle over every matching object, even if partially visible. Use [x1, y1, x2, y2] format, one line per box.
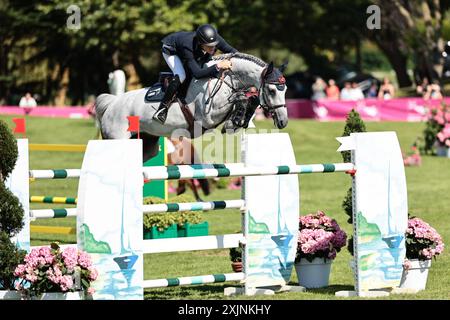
[201, 44, 216, 55]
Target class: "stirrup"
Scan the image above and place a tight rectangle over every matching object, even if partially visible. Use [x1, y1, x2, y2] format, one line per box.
[153, 107, 168, 124]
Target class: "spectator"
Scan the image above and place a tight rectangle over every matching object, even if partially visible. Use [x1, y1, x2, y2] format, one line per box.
[350, 82, 364, 100]
[326, 79, 340, 100]
[424, 80, 443, 100]
[19, 92, 37, 115]
[340, 82, 353, 100]
[366, 83, 378, 98]
[378, 77, 395, 100]
[416, 77, 429, 97]
[311, 77, 327, 100]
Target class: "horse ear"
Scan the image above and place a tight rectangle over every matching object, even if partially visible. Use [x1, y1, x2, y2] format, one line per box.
[266, 61, 274, 75]
[279, 60, 288, 73]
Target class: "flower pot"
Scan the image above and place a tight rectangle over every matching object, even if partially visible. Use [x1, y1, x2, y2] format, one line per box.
[436, 145, 450, 158]
[0, 290, 23, 300]
[177, 222, 209, 237]
[295, 258, 332, 288]
[143, 224, 178, 239]
[32, 291, 85, 300]
[231, 261, 243, 273]
[399, 259, 431, 291]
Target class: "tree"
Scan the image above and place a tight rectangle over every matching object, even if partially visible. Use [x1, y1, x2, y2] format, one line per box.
[340, 109, 366, 256]
[368, 0, 446, 87]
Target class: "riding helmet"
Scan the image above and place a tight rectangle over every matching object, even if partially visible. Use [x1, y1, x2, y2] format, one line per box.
[196, 24, 219, 46]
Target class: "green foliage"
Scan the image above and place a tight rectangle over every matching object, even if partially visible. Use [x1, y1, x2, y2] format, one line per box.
[0, 119, 18, 180]
[215, 178, 230, 189]
[229, 246, 242, 262]
[143, 213, 177, 232]
[0, 232, 27, 289]
[176, 211, 202, 227]
[347, 236, 354, 256]
[0, 118, 24, 290]
[342, 187, 353, 224]
[341, 109, 366, 256]
[0, 183, 24, 237]
[341, 109, 367, 163]
[143, 196, 166, 205]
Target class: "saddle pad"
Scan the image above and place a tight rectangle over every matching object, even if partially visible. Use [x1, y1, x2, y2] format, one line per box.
[144, 84, 164, 102]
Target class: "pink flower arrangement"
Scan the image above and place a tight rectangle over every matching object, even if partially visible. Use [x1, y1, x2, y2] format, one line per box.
[423, 103, 450, 152]
[436, 123, 450, 147]
[405, 216, 444, 263]
[14, 242, 97, 298]
[296, 210, 347, 263]
[403, 145, 422, 166]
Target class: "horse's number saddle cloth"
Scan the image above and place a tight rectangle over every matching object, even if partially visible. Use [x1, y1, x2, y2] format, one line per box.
[144, 72, 173, 103]
[144, 84, 165, 102]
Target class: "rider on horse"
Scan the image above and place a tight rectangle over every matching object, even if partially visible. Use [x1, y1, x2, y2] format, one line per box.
[152, 24, 237, 124]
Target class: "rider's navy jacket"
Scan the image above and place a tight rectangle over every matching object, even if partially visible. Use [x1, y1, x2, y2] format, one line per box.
[162, 31, 237, 79]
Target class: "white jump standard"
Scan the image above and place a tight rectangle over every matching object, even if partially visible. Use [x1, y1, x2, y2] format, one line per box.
[6, 132, 408, 299]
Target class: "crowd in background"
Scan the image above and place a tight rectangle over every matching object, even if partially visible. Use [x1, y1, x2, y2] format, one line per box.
[310, 76, 444, 101]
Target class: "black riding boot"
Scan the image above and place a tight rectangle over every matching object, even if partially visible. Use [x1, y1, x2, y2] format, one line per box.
[153, 75, 181, 124]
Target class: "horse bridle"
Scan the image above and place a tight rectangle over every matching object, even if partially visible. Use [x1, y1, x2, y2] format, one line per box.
[210, 65, 285, 113]
[258, 69, 287, 114]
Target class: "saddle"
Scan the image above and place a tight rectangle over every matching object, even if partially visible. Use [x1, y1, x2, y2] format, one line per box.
[145, 72, 199, 136]
[144, 72, 174, 103]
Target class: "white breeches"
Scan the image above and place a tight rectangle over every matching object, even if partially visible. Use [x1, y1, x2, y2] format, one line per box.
[162, 53, 186, 83]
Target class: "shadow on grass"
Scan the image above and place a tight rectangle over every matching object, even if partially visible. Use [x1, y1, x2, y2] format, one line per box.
[144, 283, 232, 300]
[303, 284, 354, 295]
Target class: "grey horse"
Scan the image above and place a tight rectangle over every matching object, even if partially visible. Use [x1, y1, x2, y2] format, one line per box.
[95, 52, 289, 162]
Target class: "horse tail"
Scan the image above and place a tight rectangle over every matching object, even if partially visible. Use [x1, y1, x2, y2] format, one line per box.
[94, 93, 116, 122]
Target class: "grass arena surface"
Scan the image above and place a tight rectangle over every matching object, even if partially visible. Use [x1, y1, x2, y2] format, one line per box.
[1, 114, 449, 300]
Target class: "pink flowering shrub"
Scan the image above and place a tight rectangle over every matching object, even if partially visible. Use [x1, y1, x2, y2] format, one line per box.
[14, 242, 98, 297]
[296, 211, 347, 263]
[423, 103, 450, 154]
[405, 216, 444, 261]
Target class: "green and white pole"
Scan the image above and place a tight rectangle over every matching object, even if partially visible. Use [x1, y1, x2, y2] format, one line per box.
[142, 163, 355, 181]
[143, 273, 244, 288]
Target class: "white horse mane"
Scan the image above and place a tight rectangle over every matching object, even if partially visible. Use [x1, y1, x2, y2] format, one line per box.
[212, 52, 267, 67]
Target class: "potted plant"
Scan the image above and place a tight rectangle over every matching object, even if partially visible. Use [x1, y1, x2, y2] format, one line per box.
[143, 196, 177, 239]
[422, 103, 450, 157]
[0, 119, 27, 300]
[295, 210, 347, 288]
[14, 242, 98, 300]
[176, 211, 208, 237]
[229, 246, 243, 272]
[400, 216, 444, 291]
[143, 212, 178, 239]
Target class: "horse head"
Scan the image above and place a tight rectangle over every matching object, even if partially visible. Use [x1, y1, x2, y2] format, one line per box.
[259, 61, 289, 129]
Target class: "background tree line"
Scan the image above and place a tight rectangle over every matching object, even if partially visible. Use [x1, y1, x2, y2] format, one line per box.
[1, 0, 450, 105]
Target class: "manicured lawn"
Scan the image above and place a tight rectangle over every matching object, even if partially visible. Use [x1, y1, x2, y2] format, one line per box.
[1, 114, 449, 300]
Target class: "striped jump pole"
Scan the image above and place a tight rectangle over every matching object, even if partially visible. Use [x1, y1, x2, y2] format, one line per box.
[30, 196, 77, 204]
[29, 169, 81, 179]
[142, 163, 355, 181]
[143, 199, 245, 213]
[30, 208, 77, 219]
[143, 273, 244, 288]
